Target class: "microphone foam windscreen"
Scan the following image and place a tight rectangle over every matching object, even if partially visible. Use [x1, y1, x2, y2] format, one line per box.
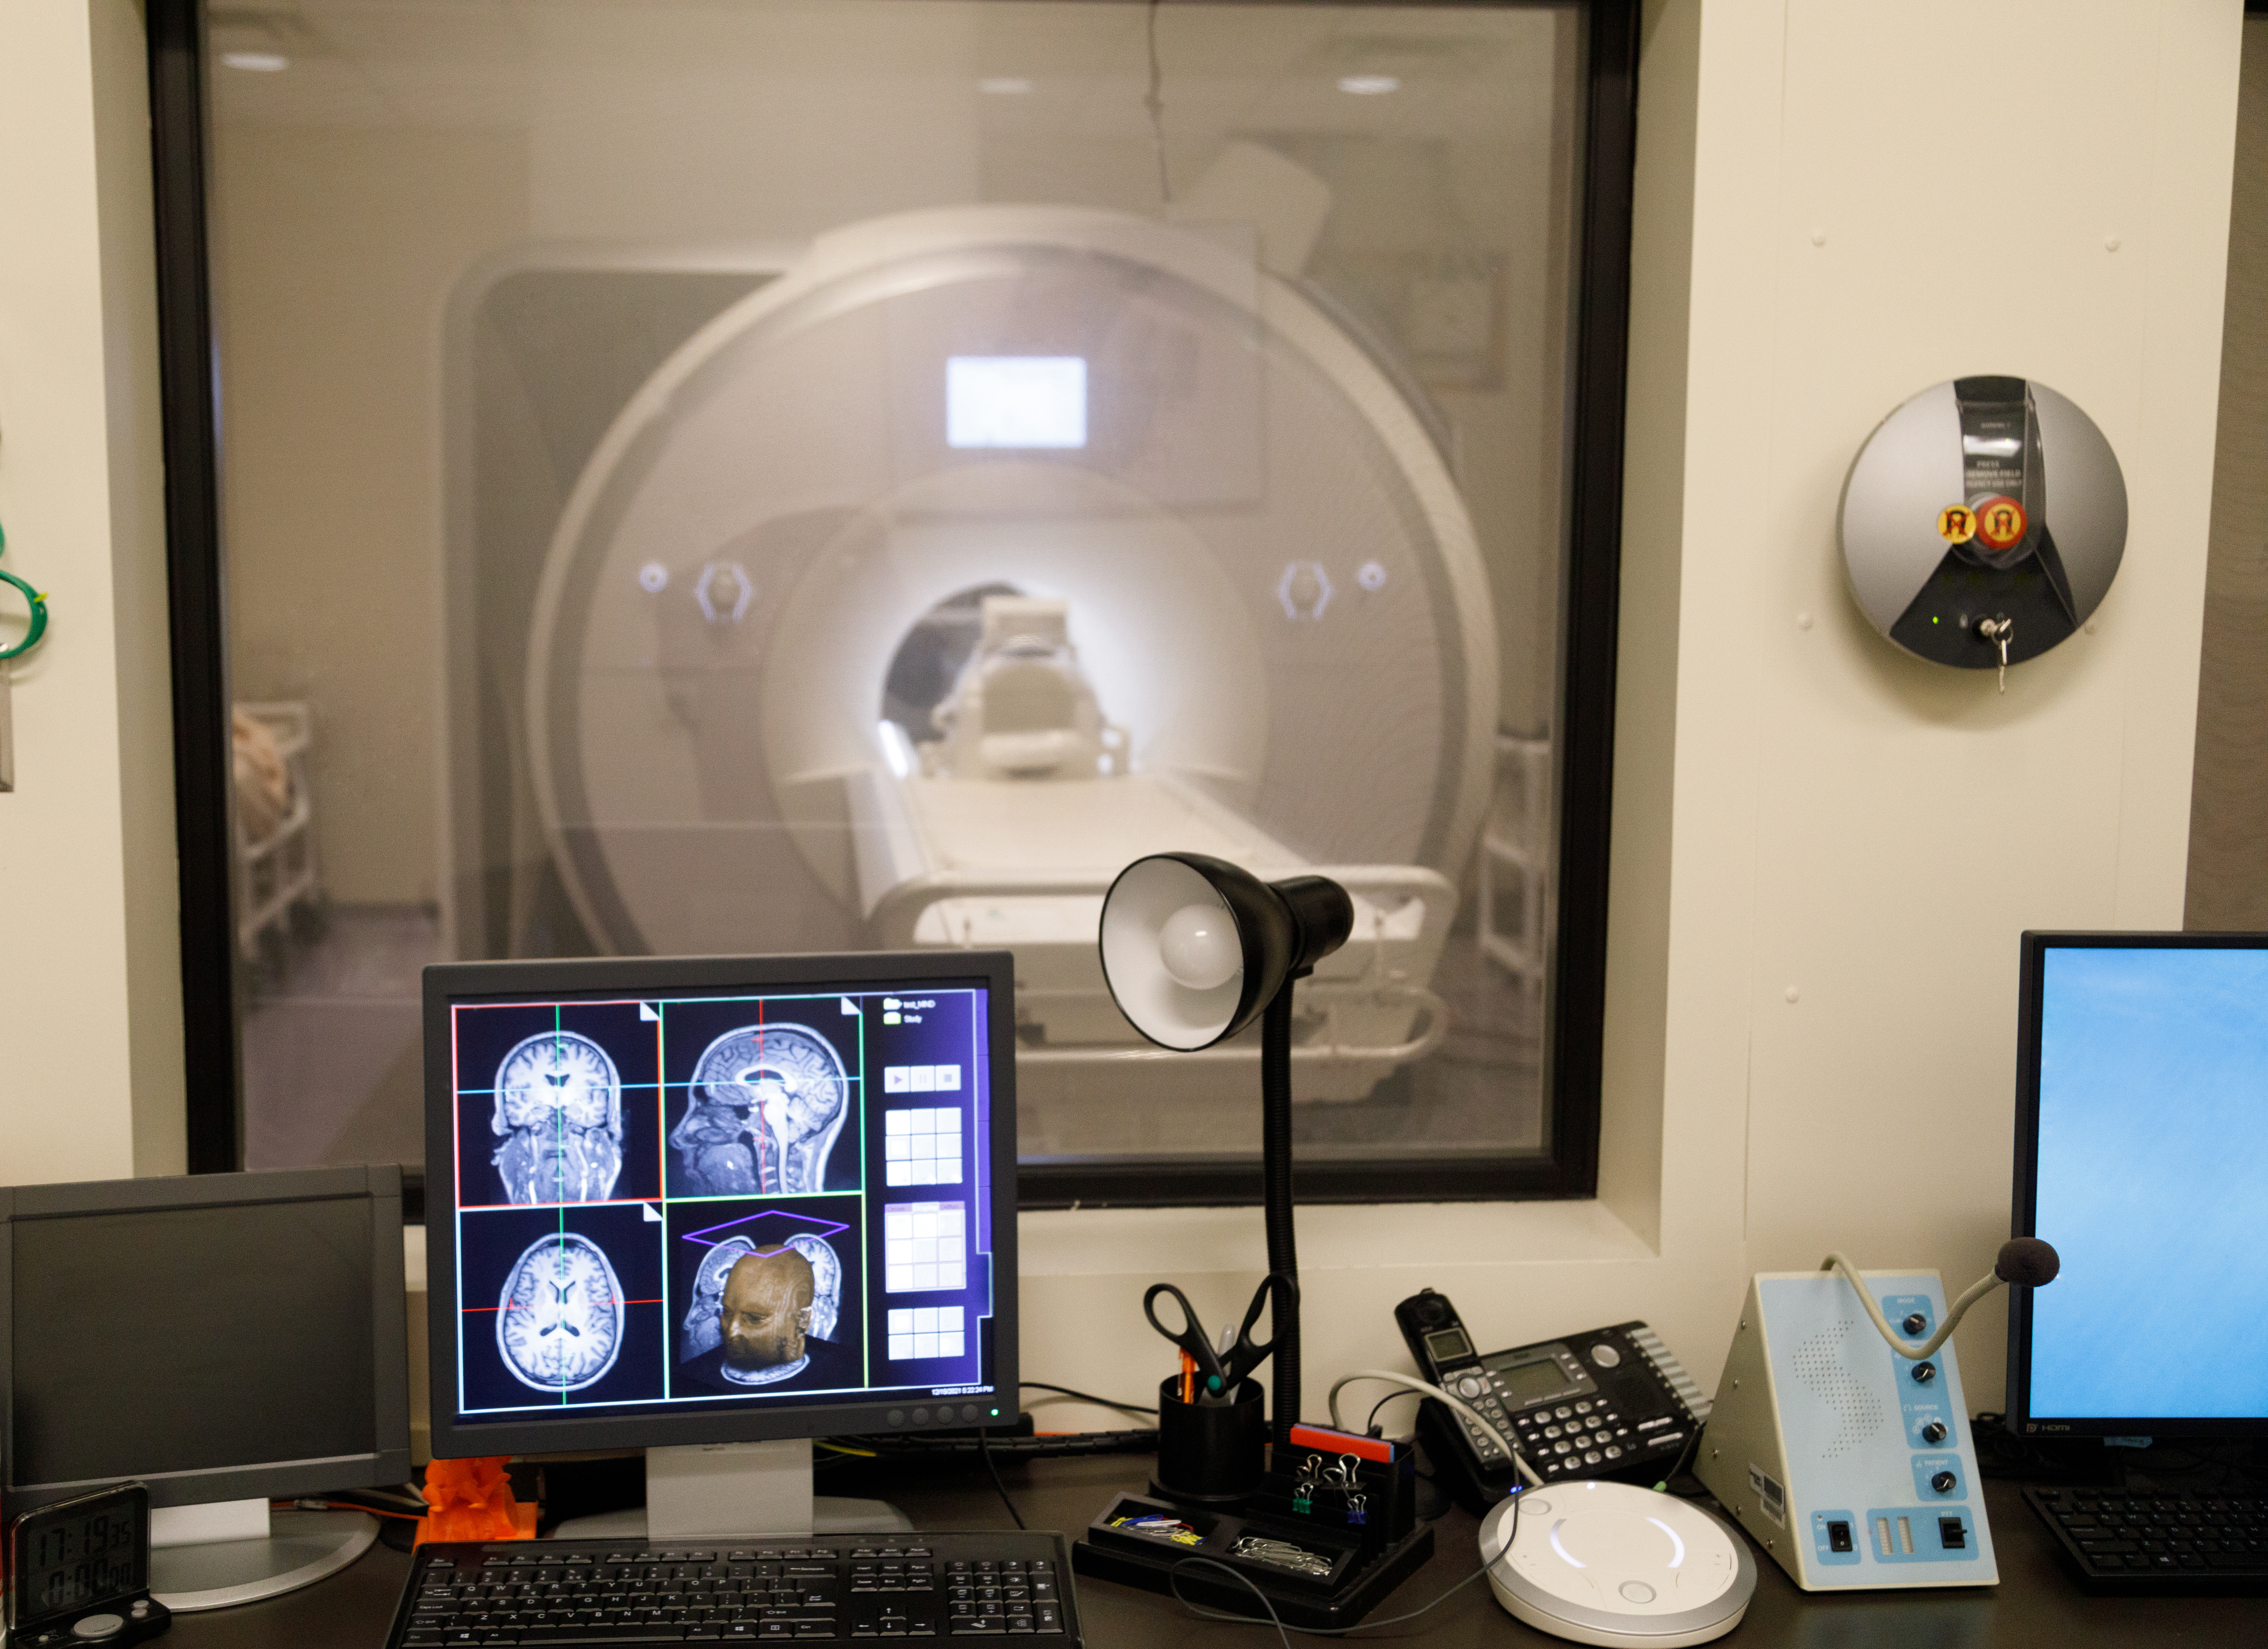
[1996, 1237, 2061, 1287]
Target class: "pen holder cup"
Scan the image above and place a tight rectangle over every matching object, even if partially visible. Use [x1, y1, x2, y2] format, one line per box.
[1154, 1376, 1268, 1503]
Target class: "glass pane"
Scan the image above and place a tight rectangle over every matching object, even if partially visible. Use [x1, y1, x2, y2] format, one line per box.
[209, 0, 1584, 1182]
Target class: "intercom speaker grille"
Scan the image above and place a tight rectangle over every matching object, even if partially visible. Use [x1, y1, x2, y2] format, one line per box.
[1791, 1318, 1887, 1460]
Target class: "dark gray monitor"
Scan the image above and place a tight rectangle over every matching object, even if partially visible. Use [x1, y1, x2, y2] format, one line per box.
[0, 1165, 411, 1513]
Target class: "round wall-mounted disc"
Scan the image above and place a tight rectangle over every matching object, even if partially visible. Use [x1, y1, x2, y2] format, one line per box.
[1838, 376, 2126, 670]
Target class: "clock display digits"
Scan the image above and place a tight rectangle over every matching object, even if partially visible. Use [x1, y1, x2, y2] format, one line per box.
[13, 1489, 150, 1631]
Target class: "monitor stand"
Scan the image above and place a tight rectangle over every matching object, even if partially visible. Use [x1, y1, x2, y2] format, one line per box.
[149, 1498, 379, 1611]
[551, 1440, 910, 1540]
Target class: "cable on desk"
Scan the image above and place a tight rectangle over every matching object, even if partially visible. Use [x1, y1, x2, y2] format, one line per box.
[1326, 1369, 1540, 1488]
[976, 1428, 1025, 1529]
[1165, 1487, 1523, 1649]
[1656, 1420, 1705, 1493]
[1021, 1381, 1158, 1416]
[1362, 1389, 1420, 1436]
[276, 1497, 424, 1522]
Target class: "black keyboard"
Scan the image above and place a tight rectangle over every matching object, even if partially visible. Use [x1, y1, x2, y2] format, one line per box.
[2024, 1486, 2268, 1588]
[384, 1535, 1080, 1646]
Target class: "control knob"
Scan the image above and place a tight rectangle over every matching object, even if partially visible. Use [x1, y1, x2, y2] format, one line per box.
[1931, 1470, 1957, 1494]
[1911, 1361, 1937, 1384]
[1921, 1421, 1948, 1444]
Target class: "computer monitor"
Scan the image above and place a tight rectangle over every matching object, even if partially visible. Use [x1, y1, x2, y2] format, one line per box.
[422, 951, 1018, 1538]
[0, 1165, 411, 1606]
[2009, 932, 2268, 1440]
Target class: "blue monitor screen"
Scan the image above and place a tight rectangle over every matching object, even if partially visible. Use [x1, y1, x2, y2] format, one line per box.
[442, 982, 999, 1424]
[2028, 944, 2268, 1420]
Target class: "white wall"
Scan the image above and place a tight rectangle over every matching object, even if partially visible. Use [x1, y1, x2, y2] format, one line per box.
[0, 0, 184, 1182]
[1016, 0, 2242, 1432]
[0, 0, 2243, 1428]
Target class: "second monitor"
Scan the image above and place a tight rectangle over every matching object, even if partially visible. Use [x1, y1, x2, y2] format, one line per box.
[423, 950, 1018, 1536]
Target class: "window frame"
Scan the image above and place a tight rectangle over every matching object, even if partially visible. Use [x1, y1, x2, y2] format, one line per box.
[145, 0, 1642, 1210]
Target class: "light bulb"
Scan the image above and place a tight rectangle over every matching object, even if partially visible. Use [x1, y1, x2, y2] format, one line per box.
[1158, 904, 1240, 991]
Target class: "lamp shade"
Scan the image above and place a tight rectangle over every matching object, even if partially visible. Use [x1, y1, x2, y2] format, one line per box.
[1098, 853, 1351, 1050]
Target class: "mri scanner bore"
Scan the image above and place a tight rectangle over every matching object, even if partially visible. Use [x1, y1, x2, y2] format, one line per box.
[510, 205, 1511, 1150]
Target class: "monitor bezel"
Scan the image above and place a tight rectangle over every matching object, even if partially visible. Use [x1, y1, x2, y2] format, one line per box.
[423, 950, 1020, 1459]
[0, 1165, 412, 1514]
[2008, 929, 2268, 1441]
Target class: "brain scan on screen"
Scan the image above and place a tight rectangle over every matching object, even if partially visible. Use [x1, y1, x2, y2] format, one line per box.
[669, 1025, 847, 1196]
[496, 1232, 625, 1392]
[679, 1232, 843, 1368]
[490, 1030, 625, 1205]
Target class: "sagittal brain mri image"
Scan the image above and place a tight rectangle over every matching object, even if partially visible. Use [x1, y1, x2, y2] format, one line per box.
[678, 1234, 853, 1393]
[491, 1031, 626, 1205]
[670, 1025, 847, 1196]
[497, 1231, 626, 1392]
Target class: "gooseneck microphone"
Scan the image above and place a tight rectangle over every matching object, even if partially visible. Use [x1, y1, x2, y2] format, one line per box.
[1821, 1237, 2062, 1361]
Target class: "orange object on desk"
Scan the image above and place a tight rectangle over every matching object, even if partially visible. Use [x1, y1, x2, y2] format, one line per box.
[415, 1456, 538, 1546]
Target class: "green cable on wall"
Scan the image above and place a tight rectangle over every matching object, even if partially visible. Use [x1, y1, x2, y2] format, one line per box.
[0, 519, 50, 663]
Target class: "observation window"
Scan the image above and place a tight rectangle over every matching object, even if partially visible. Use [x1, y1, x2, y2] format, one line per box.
[161, 0, 1636, 1205]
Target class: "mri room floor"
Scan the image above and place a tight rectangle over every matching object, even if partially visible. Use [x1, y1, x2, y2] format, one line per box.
[241, 904, 435, 1171]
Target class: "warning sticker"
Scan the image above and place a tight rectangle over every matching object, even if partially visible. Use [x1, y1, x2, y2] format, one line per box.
[1936, 504, 1977, 544]
[1748, 1462, 1787, 1527]
[1975, 495, 2028, 550]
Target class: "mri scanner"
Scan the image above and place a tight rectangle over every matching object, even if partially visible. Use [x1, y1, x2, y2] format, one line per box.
[507, 203, 1504, 1135]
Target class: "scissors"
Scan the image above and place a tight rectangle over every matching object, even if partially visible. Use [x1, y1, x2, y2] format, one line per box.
[1144, 1273, 1298, 1406]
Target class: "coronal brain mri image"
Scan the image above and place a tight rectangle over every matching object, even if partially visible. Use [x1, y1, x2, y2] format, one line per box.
[670, 1025, 848, 1196]
[677, 1234, 854, 1394]
[491, 1030, 625, 1205]
[496, 1232, 625, 1392]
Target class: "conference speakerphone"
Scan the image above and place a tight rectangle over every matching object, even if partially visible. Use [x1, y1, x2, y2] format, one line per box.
[384, 1534, 1081, 1646]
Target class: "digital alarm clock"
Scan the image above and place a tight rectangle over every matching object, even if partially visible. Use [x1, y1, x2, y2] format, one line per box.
[6, 1483, 171, 1646]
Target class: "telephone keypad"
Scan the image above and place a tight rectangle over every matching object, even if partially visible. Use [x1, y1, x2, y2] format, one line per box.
[1502, 1402, 1630, 1478]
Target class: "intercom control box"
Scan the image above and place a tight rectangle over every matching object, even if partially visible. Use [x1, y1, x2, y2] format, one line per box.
[1696, 1270, 1996, 1590]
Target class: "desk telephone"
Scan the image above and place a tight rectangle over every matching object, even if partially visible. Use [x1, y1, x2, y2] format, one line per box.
[1393, 1289, 1711, 1511]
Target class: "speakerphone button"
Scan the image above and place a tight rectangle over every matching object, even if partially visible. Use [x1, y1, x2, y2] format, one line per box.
[1590, 1344, 1622, 1369]
[70, 1616, 124, 1642]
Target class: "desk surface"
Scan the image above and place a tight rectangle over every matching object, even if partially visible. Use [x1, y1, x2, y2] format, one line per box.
[169, 1461, 2266, 1648]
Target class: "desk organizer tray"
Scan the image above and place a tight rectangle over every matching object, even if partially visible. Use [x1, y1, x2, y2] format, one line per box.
[1070, 1491, 1433, 1628]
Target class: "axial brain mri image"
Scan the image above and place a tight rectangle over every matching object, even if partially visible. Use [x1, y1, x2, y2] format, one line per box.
[670, 1025, 848, 1196]
[491, 1030, 626, 1205]
[497, 1232, 625, 1392]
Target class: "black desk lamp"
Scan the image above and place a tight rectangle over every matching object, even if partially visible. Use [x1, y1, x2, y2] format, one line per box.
[1098, 853, 1353, 1450]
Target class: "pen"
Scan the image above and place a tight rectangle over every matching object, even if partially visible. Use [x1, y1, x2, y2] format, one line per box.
[1181, 1350, 1195, 1406]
